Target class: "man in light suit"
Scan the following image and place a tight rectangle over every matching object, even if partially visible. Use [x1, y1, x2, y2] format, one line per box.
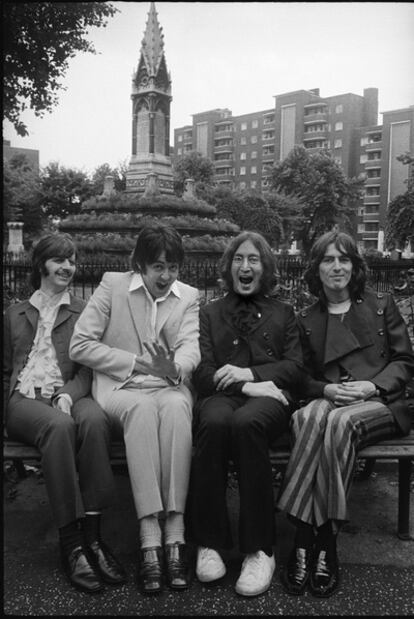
[70, 224, 200, 595]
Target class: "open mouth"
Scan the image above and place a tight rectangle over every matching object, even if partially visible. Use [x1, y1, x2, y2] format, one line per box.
[239, 276, 253, 285]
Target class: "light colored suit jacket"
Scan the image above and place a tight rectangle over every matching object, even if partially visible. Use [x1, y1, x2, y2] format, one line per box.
[69, 271, 200, 407]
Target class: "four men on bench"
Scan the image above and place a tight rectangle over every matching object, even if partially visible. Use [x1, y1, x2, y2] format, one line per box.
[4, 226, 413, 599]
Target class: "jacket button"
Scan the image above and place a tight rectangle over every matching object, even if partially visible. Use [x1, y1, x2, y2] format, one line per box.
[266, 349, 273, 356]
[233, 339, 239, 345]
[263, 332, 270, 340]
[380, 350, 386, 357]
[305, 329, 311, 335]
[377, 293, 384, 298]
[377, 309, 384, 315]
[301, 311, 307, 317]
[356, 299, 362, 303]
[378, 329, 384, 336]
[257, 312, 261, 318]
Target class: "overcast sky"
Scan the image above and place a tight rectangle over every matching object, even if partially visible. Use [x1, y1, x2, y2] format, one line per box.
[3, 1, 414, 175]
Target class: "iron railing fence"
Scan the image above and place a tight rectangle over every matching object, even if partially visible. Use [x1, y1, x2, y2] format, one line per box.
[3, 255, 414, 306]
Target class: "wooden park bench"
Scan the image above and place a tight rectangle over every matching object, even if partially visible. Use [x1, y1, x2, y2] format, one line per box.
[4, 430, 414, 540]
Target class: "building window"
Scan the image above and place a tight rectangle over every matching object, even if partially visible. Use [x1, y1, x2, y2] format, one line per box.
[178, 135, 182, 142]
[360, 154, 368, 164]
[251, 180, 257, 188]
[239, 181, 246, 189]
[251, 135, 258, 144]
[240, 152, 246, 160]
[251, 151, 257, 159]
[360, 136, 368, 146]
[177, 147, 182, 155]
[335, 104, 343, 114]
[263, 145, 275, 155]
[240, 137, 247, 145]
[252, 119, 258, 129]
[241, 122, 247, 131]
[335, 156, 342, 164]
[251, 166, 257, 174]
[365, 222, 379, 232]
[334, 139, 342, 148]
[240, 166, 246, 175]
[335, 121, 343, 131]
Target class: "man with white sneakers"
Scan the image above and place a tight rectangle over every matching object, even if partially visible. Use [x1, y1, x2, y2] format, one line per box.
[187, 232, 303, 596]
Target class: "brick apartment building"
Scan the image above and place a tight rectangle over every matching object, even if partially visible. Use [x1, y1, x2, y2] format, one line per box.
[173, 88, 413, 253]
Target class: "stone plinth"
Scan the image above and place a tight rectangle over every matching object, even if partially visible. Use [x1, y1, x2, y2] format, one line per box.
[7, 222, 24, 257]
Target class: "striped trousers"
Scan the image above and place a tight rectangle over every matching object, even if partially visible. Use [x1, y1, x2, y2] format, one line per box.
[276, 398, 399, 529]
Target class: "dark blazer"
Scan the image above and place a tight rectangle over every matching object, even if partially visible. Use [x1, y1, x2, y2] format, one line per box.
[3, 294, 92, 420]
[193, 293, 303, 401]
[297, 288, 414, 435]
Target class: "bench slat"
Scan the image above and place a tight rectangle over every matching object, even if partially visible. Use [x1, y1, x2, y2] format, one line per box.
[4, 431, 414, 461]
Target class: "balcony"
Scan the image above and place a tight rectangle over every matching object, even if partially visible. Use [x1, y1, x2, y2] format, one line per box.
[214, 159, 233, 167]
[303, 130, 328, 141]
[363, 212, 380, 222]
[364, 195, 380, 205]
[303, 113, 328, 124]
[365, 141, 382, 152]
[215, 126, 233, 136]
[365, 177, 381, 186]
[365, 158, 381, 168]
[214, 144, 233, 153]
[262, 133, 275, 140]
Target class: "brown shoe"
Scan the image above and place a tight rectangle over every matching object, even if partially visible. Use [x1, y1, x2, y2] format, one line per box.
[165, 543, 190, 590]
[139, 546, 163, 594]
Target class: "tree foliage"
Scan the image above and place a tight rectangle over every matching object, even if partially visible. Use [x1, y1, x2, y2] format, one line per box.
[173, 151, 216, 197]
[207, 187, 284, 246]
[269, 145, 362, 255]
[3, 1, 118, 136]
[40, 162, 94, 219]
[90, 161, 128, 194]
[3, 153, 45, 236]
[385, 153, 414, 250]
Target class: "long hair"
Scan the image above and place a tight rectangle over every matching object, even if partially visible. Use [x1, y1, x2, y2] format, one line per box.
[304, 230, 367, 304]
[219, 230, 277, 295]
[30, 233, 76, 290]
[131, 224, 184, 272]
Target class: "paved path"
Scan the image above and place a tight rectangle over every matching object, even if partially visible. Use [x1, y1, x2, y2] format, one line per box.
[4, 464, 414, 616]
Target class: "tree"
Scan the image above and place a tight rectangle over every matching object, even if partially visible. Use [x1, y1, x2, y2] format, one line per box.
[385, 153, 414, 251]
[3, 2, 118, 136]
[210, 187, 283, 246]
[91, 161, 128, 194]
[269, 146, 362, 255]
[3, 153, 45, 237]
[173, 151, 215, 197]
[40, 162, 93, 219]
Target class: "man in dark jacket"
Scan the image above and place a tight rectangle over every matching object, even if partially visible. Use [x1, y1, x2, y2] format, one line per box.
[187, 231, 303, 597]
[4, 234, 125, 593]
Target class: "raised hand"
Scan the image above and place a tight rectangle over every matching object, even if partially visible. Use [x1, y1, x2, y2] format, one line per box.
[140, 340, 179, 379]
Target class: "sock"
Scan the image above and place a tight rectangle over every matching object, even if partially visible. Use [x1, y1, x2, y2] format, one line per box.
[83, 512, 102, 545]
[294, 519, 315, 550]
[139, 514, 162, 549]
[59, 520, 83, 555]
[164, 511, 185, 545]
[315, 521, 337, 558]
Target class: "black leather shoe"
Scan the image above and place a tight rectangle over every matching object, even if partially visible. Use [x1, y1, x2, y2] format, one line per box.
[309, 550, 339, 598]
[165, 542, 190, 590]
[87, 540, 127, 585]
[139, 546, 163, 594]
[61, 545, 103, 593]
[280, 547, 312, 595]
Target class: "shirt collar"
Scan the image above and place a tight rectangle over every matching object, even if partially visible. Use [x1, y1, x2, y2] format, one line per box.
[29, 289, 71, 312]
[128, 272, 181, 300]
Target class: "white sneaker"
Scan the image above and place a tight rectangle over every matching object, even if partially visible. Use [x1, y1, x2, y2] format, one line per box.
[235, 550, 275, 596]
[196, 546, 226, 583]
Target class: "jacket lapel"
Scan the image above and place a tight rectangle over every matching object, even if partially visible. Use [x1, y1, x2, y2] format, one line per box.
[127, 288, 148, 343]
[155, 294, 178, 337]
